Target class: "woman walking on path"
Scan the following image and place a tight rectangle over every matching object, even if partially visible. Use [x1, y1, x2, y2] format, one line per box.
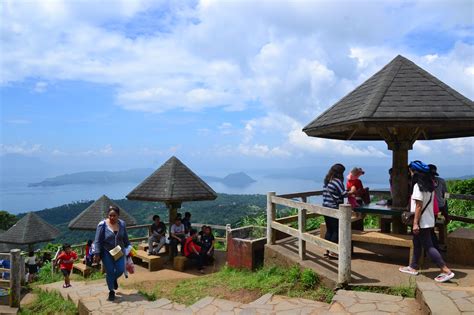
[399, 160, 454, 283]
[93, 206, 131, 301]
[322, 163, 348, 258]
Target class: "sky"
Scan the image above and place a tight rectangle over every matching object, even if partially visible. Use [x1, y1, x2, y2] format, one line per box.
[1, 0, 473, 178]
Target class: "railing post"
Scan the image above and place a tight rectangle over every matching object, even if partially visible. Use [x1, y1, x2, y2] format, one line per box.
[298, 208, 307, 260]
[302, 196, 307, 203]
[267, 192, 276, 245]
[9, 249, 21, 308]
[225, 224, 231, 251]
[338, 204, 352, 286]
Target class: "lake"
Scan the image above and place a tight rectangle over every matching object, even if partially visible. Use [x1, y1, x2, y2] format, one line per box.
[1, 177, 388, 214]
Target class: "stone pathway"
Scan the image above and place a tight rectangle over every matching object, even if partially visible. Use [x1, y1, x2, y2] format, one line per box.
[38, 280, 427, 314]
[417, 282, 474, 314]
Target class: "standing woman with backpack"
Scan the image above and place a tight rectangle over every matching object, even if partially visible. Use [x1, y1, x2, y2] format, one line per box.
[93, 206, 131, 301]
[322, 163, 349, 259]
[399, 161, 454, 283]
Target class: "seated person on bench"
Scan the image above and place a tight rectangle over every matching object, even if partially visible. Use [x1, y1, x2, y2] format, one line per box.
[181, 212, 192, 235]
[184, 229, 205, 273]
[170, 217, 186, 259]
[200, 226, 215, 265]
[148, 215, 167, 255]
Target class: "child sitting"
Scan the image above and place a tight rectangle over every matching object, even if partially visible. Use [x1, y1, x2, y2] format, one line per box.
[347, 167, 369, 208]
[55, 243, 77, 288]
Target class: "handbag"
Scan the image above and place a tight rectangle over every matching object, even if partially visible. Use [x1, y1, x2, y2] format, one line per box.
[101, 220, 124, 261]
[401, 193, 432, 225]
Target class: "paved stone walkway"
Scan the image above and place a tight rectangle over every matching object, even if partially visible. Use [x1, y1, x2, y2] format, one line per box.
[417, 282, 474, 314]
[39, 280, 426, 314]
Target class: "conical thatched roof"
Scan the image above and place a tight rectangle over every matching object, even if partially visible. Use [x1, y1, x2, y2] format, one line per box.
[0, 212, 60, 245]
[303, 55, 474, 140]
[68, 195, 137, 230]
[126, 156, 217, 202]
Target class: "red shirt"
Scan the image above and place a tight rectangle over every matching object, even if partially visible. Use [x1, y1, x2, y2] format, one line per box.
[57, 251, 78, 270]
[184, 237, 201, 257]
[347, 179, 363, 192]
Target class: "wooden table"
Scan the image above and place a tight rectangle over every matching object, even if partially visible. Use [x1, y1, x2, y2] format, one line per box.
[354, 202, 407, 234]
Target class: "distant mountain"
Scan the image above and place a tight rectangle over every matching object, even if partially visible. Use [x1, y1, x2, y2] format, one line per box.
[202, 172, 256, 188]
[28, 168, 154, 187]
[447, 174, 474, 180]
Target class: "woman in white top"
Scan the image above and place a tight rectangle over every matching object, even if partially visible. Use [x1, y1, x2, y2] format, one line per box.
[399, 160, 454, 283]
[26, 251, 37, 283]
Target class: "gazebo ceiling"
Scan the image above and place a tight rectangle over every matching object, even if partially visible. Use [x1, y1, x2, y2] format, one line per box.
[0, 212, 60, 245]
[303, 55, 474, 141]
[126, 156, 217, 203]
[68, 195, 137, 230]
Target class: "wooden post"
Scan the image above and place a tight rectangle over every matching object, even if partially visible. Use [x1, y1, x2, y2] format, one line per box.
[338, 204, 352, 286]
[267, 192, 276, 245]
[302, 196, 307, 203]
[390, 143, 410, 234]
[225, 224, 231, 251]
[298, 208, 307, 260]
[9, 249, 21, 308]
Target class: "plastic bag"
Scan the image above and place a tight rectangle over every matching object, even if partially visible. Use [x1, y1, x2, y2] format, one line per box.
[126, 256, 135, 274]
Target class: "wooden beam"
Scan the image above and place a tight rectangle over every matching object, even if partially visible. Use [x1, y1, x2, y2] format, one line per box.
[270, 221, 339, 252]
[271, 196, 341, 218]
[446, 193, 474, 201]
[298, 209, 307, 260]
[9, 249, 21, 308]
[267, 192, 277, 245]
[277, 190, 324, 199]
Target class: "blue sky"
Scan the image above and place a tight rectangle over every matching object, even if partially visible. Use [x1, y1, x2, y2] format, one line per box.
[1, 0, 473, 177]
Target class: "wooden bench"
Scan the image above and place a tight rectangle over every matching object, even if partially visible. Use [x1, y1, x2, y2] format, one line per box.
[351, 230, 414, 263]
[72, 263, 91, 277]
[132, 250, 166, 272]
[173, 256, 189, 271]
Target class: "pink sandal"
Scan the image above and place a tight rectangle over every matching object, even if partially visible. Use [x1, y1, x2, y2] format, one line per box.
[435, 272, 455, 283]
[399, 266, 419, 275]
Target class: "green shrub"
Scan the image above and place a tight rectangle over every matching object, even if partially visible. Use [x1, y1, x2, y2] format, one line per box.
[300, 269, 319, 289]
[138, 289, 157, 301]
[36, 262, 63, 284]
[446, 179, 474, 232]
[19, 289, 77, 315]
[287, 265, 301, 283]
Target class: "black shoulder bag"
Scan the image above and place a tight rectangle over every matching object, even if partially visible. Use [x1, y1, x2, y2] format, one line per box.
[401, 193, 432, 225]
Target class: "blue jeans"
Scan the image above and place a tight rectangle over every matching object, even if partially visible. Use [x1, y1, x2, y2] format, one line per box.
[101, 251, 125, 291]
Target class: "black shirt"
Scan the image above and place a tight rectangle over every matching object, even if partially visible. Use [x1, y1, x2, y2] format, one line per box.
[150, 222, 167, 236]
[201, 234, 215, 249]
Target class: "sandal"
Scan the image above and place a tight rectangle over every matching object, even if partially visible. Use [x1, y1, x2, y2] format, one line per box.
[399, 266, 419, 276]
[435, 272, 455, 283]
[63, 284, 71, 288]
[328, 252, 338, 259]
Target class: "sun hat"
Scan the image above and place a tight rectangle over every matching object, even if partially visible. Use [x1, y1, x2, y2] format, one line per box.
[350, 167, 365, 175]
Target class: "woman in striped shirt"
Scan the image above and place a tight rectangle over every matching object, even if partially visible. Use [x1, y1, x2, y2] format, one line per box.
[322, 163, 348, 258]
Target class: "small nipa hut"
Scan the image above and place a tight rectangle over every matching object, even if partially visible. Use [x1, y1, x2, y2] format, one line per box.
[68, 195, 137, 231]
[126, 156, 218, 226]
[303, 55, 474, 210]
[0, 212, 60, 251]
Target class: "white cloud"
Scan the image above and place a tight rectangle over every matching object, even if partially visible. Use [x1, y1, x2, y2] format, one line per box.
[33, 81, 48, 93]
[413, 141, 432, 154]
[0, 143, 42, 155]
[2, 0, 472, 119]
[446, 138, 474, 155]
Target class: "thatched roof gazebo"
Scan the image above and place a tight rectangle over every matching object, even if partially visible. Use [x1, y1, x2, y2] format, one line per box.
[304, 55, 474, 212]
[68, 195, 137, 230]
[126, 156, 217, 226]
[0, 212, 60, 251]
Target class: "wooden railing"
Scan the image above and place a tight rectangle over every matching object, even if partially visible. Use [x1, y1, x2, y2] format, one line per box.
[267, 191, 352, 286]
[71, 222, 231, 255]
[0, 249, 21, 307]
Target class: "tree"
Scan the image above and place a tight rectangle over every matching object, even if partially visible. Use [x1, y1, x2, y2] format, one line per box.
[0, 210, 18, 231]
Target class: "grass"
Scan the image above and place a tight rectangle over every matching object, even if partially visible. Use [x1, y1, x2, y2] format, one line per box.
[135, 265, 335, 306]
[35, 261, 105, 285]
[19, 289, 78, 315]
[350, 282, 416, 298]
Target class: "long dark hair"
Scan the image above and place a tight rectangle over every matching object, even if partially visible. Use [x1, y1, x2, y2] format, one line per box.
[324, 163, 345, 186]
[410, 171, 434, 193]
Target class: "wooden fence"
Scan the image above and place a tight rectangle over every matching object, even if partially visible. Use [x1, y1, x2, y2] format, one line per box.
[266, 189, 473, 286]
[71, 222, 231, 256]
[267, 191, 352, 285]
[0, 249, 21, 307]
